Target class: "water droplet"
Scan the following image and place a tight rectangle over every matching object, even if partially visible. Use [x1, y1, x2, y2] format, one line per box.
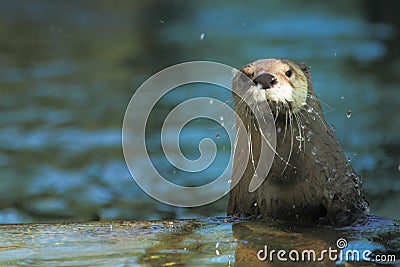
[172, 169, 177, 174]
[306, 130, 313, 141]
[216, 242, 220, 248]
[356, 189, 361, 196]
[220, 116, 224, 121]
[360, 202, 367, 209]
[253, 202, 258, 207]
[209, 99, 214, 104]
[340, 96, 344, 100]
[347, 157, 352, 162]
[332, 168, 337, 173]
[292, 204, 296, 209]
[296, 136, 304, 141]
[200, 33, 205, 40]
[277, 127, 282, 133]
[216, 134, 220, 139]
[346, 110, 352, 118]
[216, 250, 220, 256]
[327, 177, 334, 183]
[307, 108, 313, 113]
[334, 52, 337, 56]
[311, 147, 317, 155]
[159, 19, 165, 24]
[330, 124, 336, 131]
[227, 179, 232, 184]
[301, 125, 306, 129]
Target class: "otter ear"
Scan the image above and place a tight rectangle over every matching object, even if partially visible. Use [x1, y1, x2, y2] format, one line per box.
[299, 63, 311, 75]
[299, 63, 310, 73]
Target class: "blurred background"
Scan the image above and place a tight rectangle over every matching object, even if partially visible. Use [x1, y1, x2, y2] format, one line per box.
[0, 0, 398, 223]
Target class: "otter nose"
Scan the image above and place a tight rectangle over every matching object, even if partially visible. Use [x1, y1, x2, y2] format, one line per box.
[253, 72, 277, 89]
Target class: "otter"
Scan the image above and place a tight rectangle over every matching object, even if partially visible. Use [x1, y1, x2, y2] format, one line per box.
[227, 58, 369, 225]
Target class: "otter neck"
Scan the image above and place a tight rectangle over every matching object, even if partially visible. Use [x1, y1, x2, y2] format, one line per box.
[267, 104, 330, 186]
[228, 94, 368, 224]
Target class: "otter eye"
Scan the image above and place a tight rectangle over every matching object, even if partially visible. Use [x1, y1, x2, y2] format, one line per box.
[285, 70, 292, 78]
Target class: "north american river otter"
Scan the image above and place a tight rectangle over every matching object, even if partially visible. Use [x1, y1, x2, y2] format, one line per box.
[227, 58, 368, 225]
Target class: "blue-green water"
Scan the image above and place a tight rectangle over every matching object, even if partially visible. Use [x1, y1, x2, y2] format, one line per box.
[0, 216, 399, 266]
[0, 0, 399, 224]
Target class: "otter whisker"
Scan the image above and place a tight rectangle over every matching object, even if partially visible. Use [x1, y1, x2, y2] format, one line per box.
[293, 110, 305, 152]
[256, 113, 297, 170]
[241, 98, 296, 171]
[254, 102, 263, 132]
[274, 103, 280, 122]
[225, 96, 235, 107]
[300, 103, 327, 130]
[305, 93, 332, 111]
[281, 101, 295, 174]
[282, 106, 289, 144]
[288, 90, 329, 130]
[247, 123, 257, 174]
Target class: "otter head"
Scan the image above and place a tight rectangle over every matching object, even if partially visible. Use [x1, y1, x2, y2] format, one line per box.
[239, 58, 311, 114]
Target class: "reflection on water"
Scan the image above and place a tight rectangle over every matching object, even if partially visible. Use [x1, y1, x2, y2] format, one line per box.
[0, 0, 399, 223]
[0, 216, 398, 266]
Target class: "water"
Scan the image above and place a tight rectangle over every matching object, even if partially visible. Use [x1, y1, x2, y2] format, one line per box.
[0, 216, 398, 266]
[0, 0, 399, 225]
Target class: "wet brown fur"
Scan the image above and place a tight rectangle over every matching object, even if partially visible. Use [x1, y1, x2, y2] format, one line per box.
[227, 58, 368, 225]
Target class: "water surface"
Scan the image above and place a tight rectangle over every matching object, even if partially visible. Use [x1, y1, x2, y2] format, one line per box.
[1, 216, 399, 266]
[0, 0, 399, 223]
